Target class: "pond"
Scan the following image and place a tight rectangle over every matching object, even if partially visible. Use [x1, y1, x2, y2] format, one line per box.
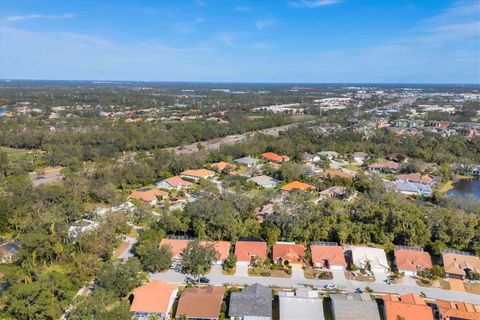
[447, 179, 480, 201]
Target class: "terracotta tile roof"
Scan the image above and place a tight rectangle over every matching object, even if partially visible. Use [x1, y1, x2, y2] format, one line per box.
[235, 241, 267, 262]
[397, 172, 433, 185]
[325, 169, 354, 179]
[176, 286, 225, 319]
[164, 176, 192, 188]
[130, 280, 178, 313]
[129, 188, 168, 202]
[311, 245, 347, 268]
[209, 161, 230, 171]
[160, 239, 190, 258]
[394, 249, 432, 272]
[281, 181, 313, 192]
[180, 169, 215, 179]
[383, 293, 433, 320]
[436, 299, 480, 320]
[272, 243, 305, 264]
[159, 239, 230, 261]
[262, 152, 289, 163]
[442, 252, 480, 277]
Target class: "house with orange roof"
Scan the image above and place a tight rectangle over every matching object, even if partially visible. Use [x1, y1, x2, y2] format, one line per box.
[180, 169, 215, 181]
[368, 161, 400, 173]
[208, 161, 230, 172]
[129, 188, 168, 205]
[159, 238, 230, 265]
[272, 242, 305, 268]
[394, 247, 432, 276]
[280, 181, 314, 192]
[441, 250, 480, 280]
[156, 176, 193, 190]
[175, 286, 225, 320]
[383, 293, 434, 320]
[130, 280, 179, 320]
[325, 169, 354, 180]
[262, 152, 290, 163]
[235, 241, 267, 265]
[435, 299, 480, 320]
[397, 172, 435, 185]
[311, 242, 347, 270]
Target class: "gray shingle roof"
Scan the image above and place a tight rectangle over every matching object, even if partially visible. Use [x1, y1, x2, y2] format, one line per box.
[228, 283, 272, 317]
[330, 294, 381, 320]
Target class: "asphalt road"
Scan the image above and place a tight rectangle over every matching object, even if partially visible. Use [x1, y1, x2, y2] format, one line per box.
[149, 268, 480, 304]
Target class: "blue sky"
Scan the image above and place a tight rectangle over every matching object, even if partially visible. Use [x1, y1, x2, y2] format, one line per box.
[0, 0, 479, 83]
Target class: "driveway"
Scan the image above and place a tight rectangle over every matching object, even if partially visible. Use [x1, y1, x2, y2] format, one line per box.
[332, 269, 346, 281]
[373, 271, 389, 284]
[401, 276, 419, 287]
[291, 267, 305, 280]
[235, 263, 249, 277]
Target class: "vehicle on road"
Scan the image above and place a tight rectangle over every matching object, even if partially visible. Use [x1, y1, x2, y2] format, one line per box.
[324, 284, 337, 290]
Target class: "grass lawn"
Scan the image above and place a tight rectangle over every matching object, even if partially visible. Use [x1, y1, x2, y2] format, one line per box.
[304, 268, 333, 280]
[248, 267, 291, 278]
[222, 267, 235, 275]
[437, 180, 454, 193]
[0, 147, 34, 161]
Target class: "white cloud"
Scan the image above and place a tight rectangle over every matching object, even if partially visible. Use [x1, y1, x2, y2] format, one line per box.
[255, 17, 275, 29]
[234, 6, 250, 12]
[5, 13, 74, 22]
[288, 0, 342, 8]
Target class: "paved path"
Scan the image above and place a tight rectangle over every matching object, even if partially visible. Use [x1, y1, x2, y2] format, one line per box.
[149, 270, 480, 304]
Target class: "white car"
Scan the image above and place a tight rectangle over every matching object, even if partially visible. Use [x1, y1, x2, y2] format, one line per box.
[324, 284, 337, 290]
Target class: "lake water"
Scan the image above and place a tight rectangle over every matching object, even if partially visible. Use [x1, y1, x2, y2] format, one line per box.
[448, 179, 480, 201]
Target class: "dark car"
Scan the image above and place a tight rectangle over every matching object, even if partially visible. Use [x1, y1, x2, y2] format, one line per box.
[198, 277, 210, 284]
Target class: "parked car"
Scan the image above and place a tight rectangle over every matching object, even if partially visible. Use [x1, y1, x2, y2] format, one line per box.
[324, 284, 336, 290]
[198, 277, 210, 284]
[355, 288, 363, 293]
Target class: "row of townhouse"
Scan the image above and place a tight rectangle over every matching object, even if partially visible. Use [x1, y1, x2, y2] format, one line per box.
[159, 239, 480, 280]
[130, 281, 480, 320]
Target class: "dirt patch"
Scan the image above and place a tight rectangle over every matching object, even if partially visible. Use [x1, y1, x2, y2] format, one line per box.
[344, 270, 375, 282]
[464, 282, 480, 295]
[304, 268, 333, 280]
[249, 267, 291, 278]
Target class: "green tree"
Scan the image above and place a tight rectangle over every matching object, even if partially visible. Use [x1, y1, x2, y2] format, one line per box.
[97, 258, 142, 298]
[141, 244, 173, 273]
[180, 239, 219, 277]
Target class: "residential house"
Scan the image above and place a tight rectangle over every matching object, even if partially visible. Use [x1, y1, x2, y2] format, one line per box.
[129, 188, 168, 205]
[130, 280, 179, 320]
[235, 241, 268, 266]
[229, 283, 272, 320]
[254, 204, 274, 223]
[317, 151, 339, 160]
[159, 238, 230, 265]
[262, 152, 290, 163]
[441, 250, 480, 280]
[156, 176, 193, 190]
[325, 169, 354, 180]
[311, 242, 347, 270]
[280, 181, 313, 192]
[349, 246, 390, 274]
[247, 175, 280, 188]
[0, 241, 21, 263]
[209, 161, 230, 172]
[368, 161, 400, 173]
[272, 242, 305, 268]
[330, 293, 381, 320]
[397, 172, 434, 185]
[68, 219, 99, 238]
[234, 156, 257, 168]
[353, 152, 368, 164]
[279, 289, 324, 320]
[175, 286, 225, 320]
[317, 186, 348, 201]
[395, 180, 433, 197]
[394, 247, 432, 276]
[383, 293, 434, 320]
[303, 152, 320, 163]
[435, 299, 480, 320]
[180, 169, 215, 181]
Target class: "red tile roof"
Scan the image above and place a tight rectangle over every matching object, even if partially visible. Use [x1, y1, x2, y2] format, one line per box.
[397, 172, 433, 185]
[176, 286, 224, 319]
[130, 280, 178, 313]
[442, 252, 480, 277]
[436, 299, 480, 320]
[180, 169, 215, 179]
[129, 188, 168, 202]
[394, 249, 432, 272]
[235, 241, 267, 262]
[383, 293, 433, 320]
[272, 243, 305, 264]
[311, 245, 347, 268]
[159, 239, 230, 261]
[163, 176, 192, 188]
